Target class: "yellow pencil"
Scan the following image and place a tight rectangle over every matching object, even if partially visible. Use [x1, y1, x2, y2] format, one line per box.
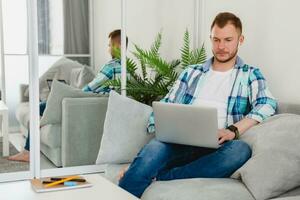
[44, 176, 80, 187]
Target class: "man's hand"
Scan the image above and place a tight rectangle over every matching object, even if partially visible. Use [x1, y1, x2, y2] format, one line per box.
[118, 165, 129, 181]
[218, 129, 235, 144]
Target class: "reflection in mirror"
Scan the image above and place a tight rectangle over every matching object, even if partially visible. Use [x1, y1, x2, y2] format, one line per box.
[37, 0, 89, 56]
[0, 0, 30, 173]
[36, 0, 92, 169]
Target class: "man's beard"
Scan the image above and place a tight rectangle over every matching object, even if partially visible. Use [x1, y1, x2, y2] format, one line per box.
[212, 46, 238, 63]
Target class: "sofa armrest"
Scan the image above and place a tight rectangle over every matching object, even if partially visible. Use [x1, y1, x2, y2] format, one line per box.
[61, 97, 108, 167]
[20, 84, 29, 102]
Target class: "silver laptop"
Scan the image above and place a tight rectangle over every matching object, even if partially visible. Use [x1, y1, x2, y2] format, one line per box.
[153, 102, 219, 148]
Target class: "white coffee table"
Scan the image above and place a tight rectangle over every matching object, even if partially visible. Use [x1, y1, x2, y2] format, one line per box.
[0, 174, 139, 200]
[0, 101, 9, 156]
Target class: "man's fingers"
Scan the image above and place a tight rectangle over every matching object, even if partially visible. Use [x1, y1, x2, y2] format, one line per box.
[218, 135, 229, 144]
[218, 137, 225, 144]
[218, 132, 226, 139]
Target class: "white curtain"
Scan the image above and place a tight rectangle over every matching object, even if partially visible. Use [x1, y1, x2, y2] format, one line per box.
[63, 0, 89, 55]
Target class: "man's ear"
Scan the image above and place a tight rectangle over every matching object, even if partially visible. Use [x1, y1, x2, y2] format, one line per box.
[239, 35, 244, 45]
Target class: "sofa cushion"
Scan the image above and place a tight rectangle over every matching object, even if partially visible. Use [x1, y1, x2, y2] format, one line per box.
[70, 65, 95, 89]
[15, 102, 30, 130]
[232, 114, 300, 200]
[271, 197, 300, 200]
[24, 57, 84, 101]
[96, 91, 154, 164]
[40, 80, 101, 126]
[104, 163, 130, 184]
[40, 124, 61, 148]
[40, 143, 62, 167]
[277, 102, 300, 115]
[274, 186, 300, 199]
[141, 178, 254, 200]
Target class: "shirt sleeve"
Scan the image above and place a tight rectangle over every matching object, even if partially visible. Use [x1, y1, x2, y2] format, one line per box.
[82, 64, 113, 93]
[245, 68, 278, 122]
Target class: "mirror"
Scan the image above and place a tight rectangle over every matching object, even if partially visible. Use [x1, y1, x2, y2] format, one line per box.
[0, 0, 30, 173]
[38, 0, 90, 56]
[38, 0, 93, 170]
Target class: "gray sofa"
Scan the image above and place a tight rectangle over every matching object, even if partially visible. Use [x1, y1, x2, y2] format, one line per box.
[15, 57, 96, 167]
[15, 94, 107, 167]
[15, 85, 300, 199]
[102, 101, 300, 200]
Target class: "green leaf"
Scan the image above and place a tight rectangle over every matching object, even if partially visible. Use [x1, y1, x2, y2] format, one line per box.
[180, 29, 190, 68]
[103, 29, 206, 106]
[150, 32, 162, 56]
[190, 43, 206, 65]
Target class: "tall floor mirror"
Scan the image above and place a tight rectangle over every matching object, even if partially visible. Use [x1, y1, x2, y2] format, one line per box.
[37, 0, 95, 171]
[0, 0, 31, 175]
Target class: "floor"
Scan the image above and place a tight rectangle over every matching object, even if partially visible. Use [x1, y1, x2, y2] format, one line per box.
[9, 132, 56, 169]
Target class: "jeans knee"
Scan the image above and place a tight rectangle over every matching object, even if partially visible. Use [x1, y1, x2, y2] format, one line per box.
[128, 139, 170, 176]
[138, 138, 169, 158]
[222, 140, 252, 165]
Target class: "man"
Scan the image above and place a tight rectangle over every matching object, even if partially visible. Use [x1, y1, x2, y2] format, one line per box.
[118, 12, 277, 198]
[82, 29, 128, 93]
[8, 29, 128, 162]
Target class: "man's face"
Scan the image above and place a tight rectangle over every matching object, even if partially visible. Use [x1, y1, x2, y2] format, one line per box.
[108, 38, 121, 58]
[210, 23, 244, 63]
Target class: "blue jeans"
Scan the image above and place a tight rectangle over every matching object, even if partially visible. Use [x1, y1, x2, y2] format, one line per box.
[24, 101, 47, 151]
[118, 138, 251, 198]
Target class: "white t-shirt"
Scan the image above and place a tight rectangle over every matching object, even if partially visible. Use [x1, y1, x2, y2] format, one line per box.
[193, 68, 235, 129]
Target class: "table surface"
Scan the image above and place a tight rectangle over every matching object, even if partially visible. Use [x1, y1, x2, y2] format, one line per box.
[0, 174, 139, 200]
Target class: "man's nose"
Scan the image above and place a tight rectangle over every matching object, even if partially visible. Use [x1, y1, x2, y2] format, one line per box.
[218, 41, 225, 49]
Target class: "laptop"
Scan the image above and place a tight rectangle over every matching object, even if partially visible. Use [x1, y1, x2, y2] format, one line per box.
[153, 102, 220, 148]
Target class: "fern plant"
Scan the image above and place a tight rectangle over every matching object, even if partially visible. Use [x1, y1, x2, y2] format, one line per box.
[104, 30, 206, 105]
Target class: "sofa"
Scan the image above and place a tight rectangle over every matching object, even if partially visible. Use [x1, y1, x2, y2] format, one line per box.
[15, 76, 300, 199]
[100, 99, 300, 200]
[32, 87, 300, 199]
[15, 57, 96, 167]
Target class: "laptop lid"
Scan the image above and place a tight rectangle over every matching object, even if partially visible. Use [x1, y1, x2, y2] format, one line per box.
[153, 102, 219, 148]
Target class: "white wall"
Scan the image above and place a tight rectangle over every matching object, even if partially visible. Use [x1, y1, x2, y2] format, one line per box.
[94, 0, 300, 104]
[93, 0, 121, 70]
[93, 0, 197, 72]
[202, 0, 300, 104]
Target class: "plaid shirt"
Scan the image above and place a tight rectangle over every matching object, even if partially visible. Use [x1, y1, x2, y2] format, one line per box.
[82, 59, 121, 94]
[147, 56, 278, 133]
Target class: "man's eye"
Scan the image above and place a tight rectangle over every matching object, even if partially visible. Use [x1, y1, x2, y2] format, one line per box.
[225, 39, 232, 42]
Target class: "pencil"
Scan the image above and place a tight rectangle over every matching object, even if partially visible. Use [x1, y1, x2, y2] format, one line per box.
[44, 175, 80, 187]
[50, 177, 86, 182]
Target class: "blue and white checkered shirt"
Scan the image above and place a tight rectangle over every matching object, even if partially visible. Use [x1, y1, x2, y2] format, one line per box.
[82, 59, 121, 94]
[147, 56, 278, 133]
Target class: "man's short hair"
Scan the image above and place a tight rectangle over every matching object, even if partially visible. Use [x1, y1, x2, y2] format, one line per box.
[108, 29, 128, 47]
[210, 12, 242, 34]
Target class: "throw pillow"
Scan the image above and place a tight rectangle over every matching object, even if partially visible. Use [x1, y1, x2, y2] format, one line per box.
[231, 114, 300, 200]
[70, 65, 95, 89]
[25, 57, 84, 101]
[40, 80, 102, 126]
[96, 91, 154, 164]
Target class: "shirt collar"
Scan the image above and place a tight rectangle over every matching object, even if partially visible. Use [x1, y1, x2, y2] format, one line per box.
[109, 58, 121, 64]
[202, 56, 244, 73]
